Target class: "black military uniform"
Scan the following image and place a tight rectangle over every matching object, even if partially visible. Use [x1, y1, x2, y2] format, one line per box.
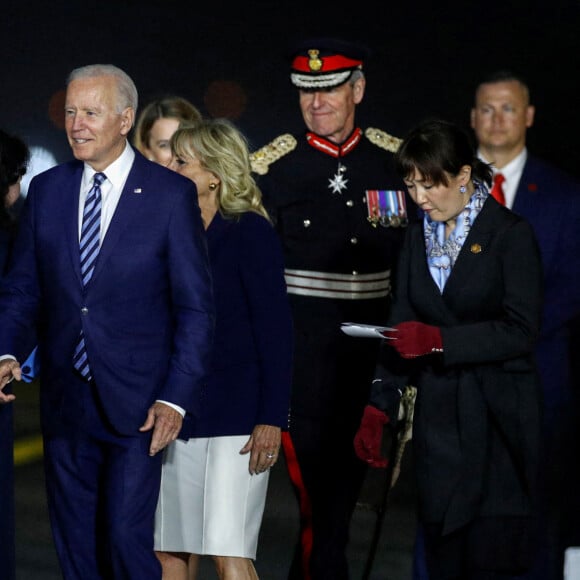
[251, 38, 417, 579]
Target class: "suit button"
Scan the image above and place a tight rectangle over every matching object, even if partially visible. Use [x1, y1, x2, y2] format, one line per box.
[346, 200, 354, 207]
[81, 307, 89, 315]
[350, 237, 358, 244]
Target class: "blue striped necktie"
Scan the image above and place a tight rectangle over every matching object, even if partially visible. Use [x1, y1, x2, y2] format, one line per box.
[73, 172, 105, 380]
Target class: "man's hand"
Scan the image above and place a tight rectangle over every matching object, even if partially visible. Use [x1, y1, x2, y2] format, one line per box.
[139, 401, 184, 456]
[240, 424, 281, 475]
[0, 359, 22, 404]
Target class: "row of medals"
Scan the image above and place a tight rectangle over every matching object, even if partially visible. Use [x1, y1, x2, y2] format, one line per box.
[329, 163, 408, 228]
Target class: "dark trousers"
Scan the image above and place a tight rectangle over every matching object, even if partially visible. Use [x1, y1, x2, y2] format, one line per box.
[42, 380, 162, 579]
[284, 413, 367, 580]
[419, 518, 536, 580]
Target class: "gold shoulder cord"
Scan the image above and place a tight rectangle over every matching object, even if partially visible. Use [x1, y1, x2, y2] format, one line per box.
[250, 134, 298, 175]
[364, 127, 402, 153]
[390, 385, 417, 488]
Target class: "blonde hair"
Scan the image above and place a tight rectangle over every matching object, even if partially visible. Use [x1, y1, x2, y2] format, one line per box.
[133, 95, 202, 154]
[171, 118, 269, 221]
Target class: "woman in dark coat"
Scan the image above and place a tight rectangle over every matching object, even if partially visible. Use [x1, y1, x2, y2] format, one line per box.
[0, 128, 29, 580]
[355, 119, 543, 579]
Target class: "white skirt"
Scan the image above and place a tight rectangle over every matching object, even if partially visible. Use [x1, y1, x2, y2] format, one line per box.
[154, 435, 269, 559]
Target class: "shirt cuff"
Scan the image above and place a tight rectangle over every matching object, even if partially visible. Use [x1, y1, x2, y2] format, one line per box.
[156, 400, 186, 417]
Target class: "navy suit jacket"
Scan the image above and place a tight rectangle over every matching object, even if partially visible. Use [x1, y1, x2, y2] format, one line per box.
[181, 211, 293, 438]
[0, 150, 215, 436]
[512, 155, 580, 422]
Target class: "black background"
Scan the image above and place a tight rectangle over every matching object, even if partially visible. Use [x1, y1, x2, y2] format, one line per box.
[2, 0, 579, 178]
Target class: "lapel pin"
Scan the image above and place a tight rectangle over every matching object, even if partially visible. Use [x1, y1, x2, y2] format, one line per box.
[470, 243, 482, 254]
[133, 188, 142, 194]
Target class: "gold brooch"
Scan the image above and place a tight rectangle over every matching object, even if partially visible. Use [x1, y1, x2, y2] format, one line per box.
[470, 243, 482, 254]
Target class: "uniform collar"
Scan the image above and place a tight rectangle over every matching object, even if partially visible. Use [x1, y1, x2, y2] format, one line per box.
[306, 127, 362, 158]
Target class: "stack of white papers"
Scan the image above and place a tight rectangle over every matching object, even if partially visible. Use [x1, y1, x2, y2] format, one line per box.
[340, 322, 395, 339]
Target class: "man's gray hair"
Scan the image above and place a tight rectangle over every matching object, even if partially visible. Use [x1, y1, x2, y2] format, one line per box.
[67, 64, 138, 114]
[349, 69, 365, 85]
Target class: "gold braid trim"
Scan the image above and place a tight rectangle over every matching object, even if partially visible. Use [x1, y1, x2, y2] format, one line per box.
[365, 127, 402, 153]
[390, 385, 417, 488]
[250, 134, 297, 175]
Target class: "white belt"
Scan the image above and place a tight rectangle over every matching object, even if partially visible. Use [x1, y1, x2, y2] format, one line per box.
[284, 268, 391, 300]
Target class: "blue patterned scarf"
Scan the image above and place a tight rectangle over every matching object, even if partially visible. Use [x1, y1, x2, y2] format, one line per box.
[424, 182, 488, 292]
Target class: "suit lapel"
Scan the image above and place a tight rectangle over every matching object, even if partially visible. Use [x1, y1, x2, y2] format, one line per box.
[66, 165, 85, 287]
[441, 198, 499, 298]
[512, 159, 538, 216]
[89, 157, 151, 286]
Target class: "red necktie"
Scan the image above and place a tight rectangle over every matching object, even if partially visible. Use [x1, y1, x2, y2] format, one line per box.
[490, 173, 506, 205]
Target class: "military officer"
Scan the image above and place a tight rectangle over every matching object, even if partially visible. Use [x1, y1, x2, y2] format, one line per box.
[251, 37, 418, 579]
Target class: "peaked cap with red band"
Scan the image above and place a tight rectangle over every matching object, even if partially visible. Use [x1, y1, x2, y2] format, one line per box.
[289, 37, 371, 89]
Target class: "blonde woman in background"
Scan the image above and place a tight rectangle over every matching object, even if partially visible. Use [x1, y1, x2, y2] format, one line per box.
[154, 118, 293, 580]
[133, 95, 202, 165]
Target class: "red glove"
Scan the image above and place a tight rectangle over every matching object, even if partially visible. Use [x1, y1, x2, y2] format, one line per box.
[382, 321, 442, 359]
[354, 405, 389, 468]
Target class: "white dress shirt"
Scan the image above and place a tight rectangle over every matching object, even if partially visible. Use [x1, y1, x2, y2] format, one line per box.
[79, 142, 134, 241]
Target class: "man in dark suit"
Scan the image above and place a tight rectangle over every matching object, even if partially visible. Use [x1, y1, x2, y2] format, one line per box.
[469, 70, 580, 580]
[0, 64, 214, 579]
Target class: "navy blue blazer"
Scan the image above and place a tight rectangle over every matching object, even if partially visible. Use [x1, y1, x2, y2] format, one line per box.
[512, 155, 580, 424]
[0, 151, 215, 436]
[181, 211, 293, 438]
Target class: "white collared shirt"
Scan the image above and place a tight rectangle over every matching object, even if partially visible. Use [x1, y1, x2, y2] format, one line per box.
[79, 141, 135, 241]
[478, 148, 527, 210]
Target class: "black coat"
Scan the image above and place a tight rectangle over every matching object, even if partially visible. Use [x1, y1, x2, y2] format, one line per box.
[372, 196, 543, 536]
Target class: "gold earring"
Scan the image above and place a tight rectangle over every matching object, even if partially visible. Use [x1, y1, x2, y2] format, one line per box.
[209, 183, 218, 190]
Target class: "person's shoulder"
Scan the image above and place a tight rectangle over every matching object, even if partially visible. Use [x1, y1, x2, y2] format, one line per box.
[29, 159, 81, 189]
[135, 154, 193, 190]
[238, 211, 274, 232]
[525, 155, 580, 192]
[250, 133, 298, 175]
[236, 212, 279, 244]
[364, 127, 403, 153]
[39, 159, 79, 177]
[236, 212, 283, 262]
[486, 196, 533, 230]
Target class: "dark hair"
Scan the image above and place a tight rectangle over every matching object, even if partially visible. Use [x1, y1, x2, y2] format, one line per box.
[394, 119, 492, 187]
[0, 129, 29, 230]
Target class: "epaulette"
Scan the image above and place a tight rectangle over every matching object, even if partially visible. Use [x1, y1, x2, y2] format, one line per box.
[250, 134, 297, 175]
[365, 127, 402, 153]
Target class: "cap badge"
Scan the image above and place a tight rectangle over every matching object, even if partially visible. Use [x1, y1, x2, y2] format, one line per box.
[307, 49, 323, 72]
